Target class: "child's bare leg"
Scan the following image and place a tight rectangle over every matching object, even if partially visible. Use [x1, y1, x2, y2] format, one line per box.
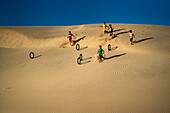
[99, 56, 101, 60]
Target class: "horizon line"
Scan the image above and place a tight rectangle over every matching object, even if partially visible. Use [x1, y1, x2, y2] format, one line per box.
[0, 23, 169, 27]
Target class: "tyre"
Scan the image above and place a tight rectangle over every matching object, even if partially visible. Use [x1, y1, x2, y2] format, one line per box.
[79, 54, 83, 61]
[76, 44, 80, 51]
[77, 57, 81, 64]
[29, 52, 34, 59]
[108, 44, 111, 51]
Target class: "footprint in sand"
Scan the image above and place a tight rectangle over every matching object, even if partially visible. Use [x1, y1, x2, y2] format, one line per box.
[1, 87, 11, 92]
[5, 87, 10, 90]
[99, 34, 103, 37]
[59, 42, 69, 48]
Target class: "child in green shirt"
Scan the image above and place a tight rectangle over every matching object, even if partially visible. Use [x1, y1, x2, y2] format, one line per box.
[97, 45, 105, 60]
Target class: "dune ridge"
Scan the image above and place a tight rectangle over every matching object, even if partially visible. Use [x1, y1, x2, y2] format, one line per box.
[1, 24, 169, 55]
[0, 29, 68, 48]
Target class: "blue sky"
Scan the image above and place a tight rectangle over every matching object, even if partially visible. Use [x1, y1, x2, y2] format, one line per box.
[0, 0, 170, 26]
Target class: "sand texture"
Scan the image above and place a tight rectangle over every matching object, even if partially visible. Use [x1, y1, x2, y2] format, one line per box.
[0, 24, 170, 113]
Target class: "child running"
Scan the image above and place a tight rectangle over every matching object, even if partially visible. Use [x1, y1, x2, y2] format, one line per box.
[97, 45, 105, 60]
[108, 24, 114, 36]
[129, 30, 135, 45]
[67, 31, 75, 43]
[100, 22, 108, 34]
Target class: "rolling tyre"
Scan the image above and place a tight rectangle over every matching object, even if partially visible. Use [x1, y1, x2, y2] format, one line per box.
[76, 44, 80, 51]
[77, 57, 81, 65]
[29, 52, 34, 59]
[79, 54, 83, 61]
[108, 44, 111, 51]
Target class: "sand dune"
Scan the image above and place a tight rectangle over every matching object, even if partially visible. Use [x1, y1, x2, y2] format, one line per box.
[0, 24, 170, 113]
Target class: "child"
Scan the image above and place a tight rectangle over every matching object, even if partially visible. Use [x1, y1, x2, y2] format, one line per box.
[100, 22, 108, 34]
[108, 24, 114, 36]
[97, 45, 105, 60]
[129, 30, 135, 45]
[67, 31, 75, 43]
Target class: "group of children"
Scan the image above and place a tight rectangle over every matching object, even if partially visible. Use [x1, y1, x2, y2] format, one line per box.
[67, 22, 135, 60]
[101, 22, 135, 45]
[101, 22, 114, 36]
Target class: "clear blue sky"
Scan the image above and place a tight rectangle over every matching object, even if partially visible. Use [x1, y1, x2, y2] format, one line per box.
[0, 0, 170, 26]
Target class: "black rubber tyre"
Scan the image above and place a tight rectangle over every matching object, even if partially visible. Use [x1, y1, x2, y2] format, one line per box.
[76, 44, 80, 51]
[79, 54, 83, 61]
[29, 52, 34, 59]
[108, 44, 111, 51]
[77, 57, 81, 65]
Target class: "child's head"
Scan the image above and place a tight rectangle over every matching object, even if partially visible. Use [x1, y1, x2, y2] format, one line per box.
[69, 31, 71, 34]
[129, 30, 132, 33]
[109, 24, 111, 27]
[104, 22, 106, 24]
[99, 45, 102, 48]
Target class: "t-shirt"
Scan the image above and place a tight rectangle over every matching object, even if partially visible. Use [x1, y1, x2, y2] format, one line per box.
[68, 33, 73, 39]
[109, 27, 113, 32]
[102, 24, 106, 31]
[98, 49, 104, 55]
[129, 33, 133, 38]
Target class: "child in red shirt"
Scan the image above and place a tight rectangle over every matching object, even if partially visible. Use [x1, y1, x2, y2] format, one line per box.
[67, 31, 75, 42]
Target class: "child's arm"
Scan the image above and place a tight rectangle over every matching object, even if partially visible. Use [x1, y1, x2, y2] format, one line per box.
[72, 34, 76, 38]
[133, 34, 135, 38]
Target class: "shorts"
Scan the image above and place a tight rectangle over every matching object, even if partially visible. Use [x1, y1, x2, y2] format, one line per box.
[104, 30, 108, 33]
[69, 38, 72, 41]
[99, 55, 104, 58]
[130, 38, 133, 41]
[109, 30, 113, 33]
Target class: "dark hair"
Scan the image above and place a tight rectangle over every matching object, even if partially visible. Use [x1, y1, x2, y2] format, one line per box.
[129, 30, 132, 33]
[104, 21, 106, 24]
[99, 45, 102, 47]
[109, 24, 111, 26]
[69, 31, 71, 33]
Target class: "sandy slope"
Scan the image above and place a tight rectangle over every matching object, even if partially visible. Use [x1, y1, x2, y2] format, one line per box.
[0, 24, 170, 113]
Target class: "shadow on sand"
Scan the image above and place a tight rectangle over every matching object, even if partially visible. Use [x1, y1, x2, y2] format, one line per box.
[34, 55, 42, 59]
[105, 53, 126, 60]
[134, 37, 154, 44]
[109, 46, 118, 51]
[73, 36, 86, 44]
[82, 57, 92, 61]
[81, 61, 91, 65]
[80, 46, 88, 50]
[81, 57, 92, 65]
[113, 28, 126, 32]
[115, 31, 129, 36]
